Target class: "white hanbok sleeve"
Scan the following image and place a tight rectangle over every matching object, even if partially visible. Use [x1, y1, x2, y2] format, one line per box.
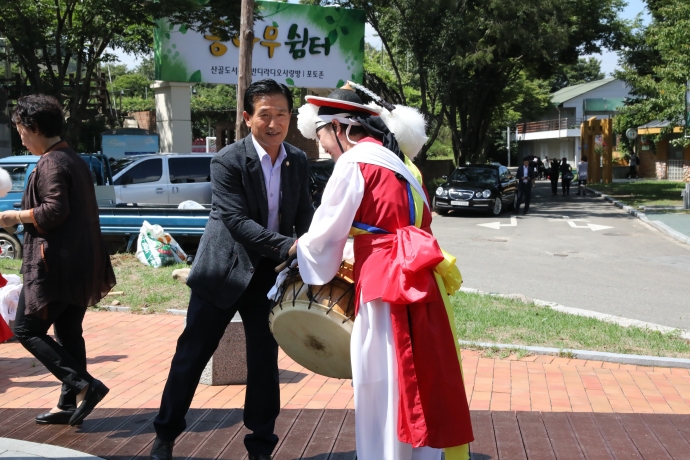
[297, 161, 364, 284]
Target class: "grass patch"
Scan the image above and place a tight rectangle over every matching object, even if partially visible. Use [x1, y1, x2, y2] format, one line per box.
[588, 180, 685, 207]
[0, 258, 22, 275]
[452, 291, 690, 358]
[95, 253, 190, 313]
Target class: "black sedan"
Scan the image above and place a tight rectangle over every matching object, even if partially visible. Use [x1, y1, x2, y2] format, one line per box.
[432, 164, 518, 216]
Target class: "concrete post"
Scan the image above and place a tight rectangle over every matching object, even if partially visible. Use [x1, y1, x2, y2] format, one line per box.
[152, 81, 193, 153]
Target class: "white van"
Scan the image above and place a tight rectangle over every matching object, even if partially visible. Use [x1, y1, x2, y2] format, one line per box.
[110, 154, 214, 205]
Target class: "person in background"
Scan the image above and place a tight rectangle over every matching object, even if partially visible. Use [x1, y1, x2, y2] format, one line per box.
[560, 157, 573, 196]
[537, 156, 545, 180]
[3, 94, 117, 426]
[515, 155, 536, 214]
[627, 152, 639, 179]
[577, 155, 588, 195]
[550, 157, 560, 196]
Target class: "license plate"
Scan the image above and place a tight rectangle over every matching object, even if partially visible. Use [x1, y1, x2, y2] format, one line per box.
[451, 200, 469, 206]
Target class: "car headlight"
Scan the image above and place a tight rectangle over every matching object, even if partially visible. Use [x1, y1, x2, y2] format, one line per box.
[436, 187, 446, 196]
[474, 191, 482, 198]
[483, 190, 491, 198]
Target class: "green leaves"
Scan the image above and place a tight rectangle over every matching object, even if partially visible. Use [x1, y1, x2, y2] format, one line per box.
[189, 70, 202, 82]
[325, 15, 335, 25]
[286, 78, 295, 86]
[328, 29, 338, 46]
[616, 1, 690, 143]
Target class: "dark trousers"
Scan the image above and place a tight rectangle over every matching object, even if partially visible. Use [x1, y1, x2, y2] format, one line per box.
[550, 178, 558, 195]
[13, 289, 93, 410]
[562, 179, 572, 195]
[154, 259, 280, 456]
[516, 181, 532, 213]
[627, 165, 637, 178]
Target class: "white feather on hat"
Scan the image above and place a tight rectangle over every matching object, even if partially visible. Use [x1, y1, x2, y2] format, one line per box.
[297, 103, 320, 141]
[368, 102, 428, 160]
[0, 168, 11, 198]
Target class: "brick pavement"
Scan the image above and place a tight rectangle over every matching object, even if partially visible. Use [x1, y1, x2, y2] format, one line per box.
[2, 311, 690, 415]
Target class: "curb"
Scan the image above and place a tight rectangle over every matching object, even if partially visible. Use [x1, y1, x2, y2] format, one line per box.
[586, 187, 690, 246]
[459, 287, 690, 340]
[458, 340, 690, 369]
[99, 305, 187, 315]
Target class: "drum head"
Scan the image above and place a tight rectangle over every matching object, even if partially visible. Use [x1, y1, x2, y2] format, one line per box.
[270, 300, 353, 379]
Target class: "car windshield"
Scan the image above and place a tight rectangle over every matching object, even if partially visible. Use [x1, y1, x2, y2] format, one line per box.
[449, 167, 498, 186]
[110, 158, 137, 177]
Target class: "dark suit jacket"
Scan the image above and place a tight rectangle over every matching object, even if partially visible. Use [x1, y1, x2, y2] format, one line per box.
[187, 135, 314, 309]
[516, 164, 536, 187]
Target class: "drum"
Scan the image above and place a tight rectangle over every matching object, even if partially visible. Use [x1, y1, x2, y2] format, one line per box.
[269, 262, 355, 379]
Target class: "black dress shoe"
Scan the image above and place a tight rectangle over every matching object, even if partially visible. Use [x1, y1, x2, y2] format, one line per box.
[69, 379, 110, 426]
[150, 438, 174, 460]
[35, 410, 76, 425]
[248, 455, 272, 460]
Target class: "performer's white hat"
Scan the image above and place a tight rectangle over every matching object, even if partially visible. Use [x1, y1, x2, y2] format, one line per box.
[297, 82, 428, 160]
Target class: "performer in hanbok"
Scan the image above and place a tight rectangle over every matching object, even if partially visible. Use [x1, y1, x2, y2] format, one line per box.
[290, 84, 473, 460]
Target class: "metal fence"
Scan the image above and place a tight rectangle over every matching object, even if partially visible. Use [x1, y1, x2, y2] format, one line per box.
[667, 159, 684, 181]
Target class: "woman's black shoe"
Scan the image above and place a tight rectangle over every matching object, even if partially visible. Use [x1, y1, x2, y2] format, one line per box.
[36, 410, 76, 425]
[69, 380, 110, 426]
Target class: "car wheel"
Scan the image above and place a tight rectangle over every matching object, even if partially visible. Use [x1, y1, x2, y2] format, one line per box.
[0, 233, 22, 260]
[489, 197, 503, 216]
[433, 197, 449, 216]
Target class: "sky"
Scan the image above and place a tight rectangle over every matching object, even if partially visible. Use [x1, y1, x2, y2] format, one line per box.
[111, 0, 650, 77]
[587, 0, 650, 76]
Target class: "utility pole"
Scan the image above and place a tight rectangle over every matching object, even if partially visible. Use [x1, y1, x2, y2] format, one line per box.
[235, 0, 254, 142]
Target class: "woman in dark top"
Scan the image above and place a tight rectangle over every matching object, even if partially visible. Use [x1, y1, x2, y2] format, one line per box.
[0, 95, 116, 426]
[549, 158, 560, 196]
[560, 157, 573, 196]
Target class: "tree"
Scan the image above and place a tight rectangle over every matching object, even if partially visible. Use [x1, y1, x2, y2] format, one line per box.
[315, 0, 629, 165]
[136, 56, 156, 81]
[614, 1, 683, 149]
[190, 84, 238, 138]
[112, 73, 151, 99]
[0, 0, 244, 150]
[550, 57, 606, 92]
[444, 0, 628, 164]
[333, 0, 462, 161]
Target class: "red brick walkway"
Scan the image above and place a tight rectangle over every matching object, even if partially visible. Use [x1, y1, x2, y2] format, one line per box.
[2, 311, 690, 415]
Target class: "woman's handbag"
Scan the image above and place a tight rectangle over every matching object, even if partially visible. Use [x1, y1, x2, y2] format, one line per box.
[563, 170, 574, 181]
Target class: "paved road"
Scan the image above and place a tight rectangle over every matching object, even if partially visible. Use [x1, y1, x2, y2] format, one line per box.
[431, 181, 690, 330]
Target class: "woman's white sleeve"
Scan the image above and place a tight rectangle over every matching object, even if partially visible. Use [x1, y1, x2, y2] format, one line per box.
[297, 161, 364, 285]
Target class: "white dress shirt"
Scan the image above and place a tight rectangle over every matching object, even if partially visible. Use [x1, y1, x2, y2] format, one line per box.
[252, 137, 287, 233]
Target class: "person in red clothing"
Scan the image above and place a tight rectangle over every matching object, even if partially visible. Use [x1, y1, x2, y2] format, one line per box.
[289, 84, 473, 460]
[0, 167, 14, 343]
[0, 272, 11, 343]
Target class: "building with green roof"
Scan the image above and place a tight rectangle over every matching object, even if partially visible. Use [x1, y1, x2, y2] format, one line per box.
[516, 78, 629, 164]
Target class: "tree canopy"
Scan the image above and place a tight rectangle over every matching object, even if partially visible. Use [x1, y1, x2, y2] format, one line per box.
[615, 1, 689, 150]
[550, 58, 606, 92]
[329, 0, 629, 164]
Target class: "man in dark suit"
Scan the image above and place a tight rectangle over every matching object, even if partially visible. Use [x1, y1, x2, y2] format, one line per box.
[150, 80, 314, 460]
[515, 155, 536, 215]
